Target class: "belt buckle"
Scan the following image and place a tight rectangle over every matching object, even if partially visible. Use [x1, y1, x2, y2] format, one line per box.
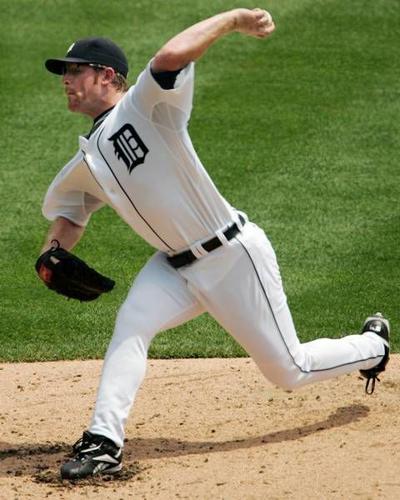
[169, 215, 246, 269]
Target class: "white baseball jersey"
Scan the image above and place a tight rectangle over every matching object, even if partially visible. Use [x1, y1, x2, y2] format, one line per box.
[42, 60, 387, 449]
[43, 62, 239, 255]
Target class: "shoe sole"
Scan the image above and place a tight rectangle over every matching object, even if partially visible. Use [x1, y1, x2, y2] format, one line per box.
[61, 463, 123, 480]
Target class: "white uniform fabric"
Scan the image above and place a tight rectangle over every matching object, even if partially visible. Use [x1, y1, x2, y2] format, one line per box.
[44, 62, 237, 254]
[43, 61, 386, 448]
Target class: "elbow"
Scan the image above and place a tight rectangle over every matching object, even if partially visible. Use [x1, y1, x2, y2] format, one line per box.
[152, 45, 189, 72]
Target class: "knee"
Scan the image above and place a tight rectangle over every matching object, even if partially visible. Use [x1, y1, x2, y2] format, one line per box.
[275, 375, 303, 391]
[260, 363, 305, 391]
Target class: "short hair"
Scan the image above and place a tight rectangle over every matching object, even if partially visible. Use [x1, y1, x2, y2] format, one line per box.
[112, 72, 129, 92]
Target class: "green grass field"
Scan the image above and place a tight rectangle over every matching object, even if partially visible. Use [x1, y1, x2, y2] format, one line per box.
[1, 0, 399, 361]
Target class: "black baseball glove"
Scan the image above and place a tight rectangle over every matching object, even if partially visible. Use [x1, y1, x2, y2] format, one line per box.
[35, 240, 115, 301]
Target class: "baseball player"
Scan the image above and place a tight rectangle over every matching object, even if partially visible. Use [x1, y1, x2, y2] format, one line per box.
[38, 8, 390, 480]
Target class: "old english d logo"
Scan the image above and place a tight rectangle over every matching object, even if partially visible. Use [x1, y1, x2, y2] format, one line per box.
[108, 124, 149, 173]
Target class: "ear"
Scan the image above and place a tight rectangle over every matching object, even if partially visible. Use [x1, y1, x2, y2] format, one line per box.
[101, 67, 116, 85]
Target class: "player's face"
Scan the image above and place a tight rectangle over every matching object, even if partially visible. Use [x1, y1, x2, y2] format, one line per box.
[62, 63, 105, 117]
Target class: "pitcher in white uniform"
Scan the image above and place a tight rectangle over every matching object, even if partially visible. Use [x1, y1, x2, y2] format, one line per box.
[38, 8, 390, 480]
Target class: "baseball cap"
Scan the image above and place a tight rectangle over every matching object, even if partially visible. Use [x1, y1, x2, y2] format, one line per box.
[45, 37, 129, 78]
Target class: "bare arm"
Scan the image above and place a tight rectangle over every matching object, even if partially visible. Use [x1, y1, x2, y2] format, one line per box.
[40, 216, 85, 254]
[152, 8, 275, 72]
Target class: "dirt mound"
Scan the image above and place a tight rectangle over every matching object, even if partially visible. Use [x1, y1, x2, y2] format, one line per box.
[1, 356, 399, 499]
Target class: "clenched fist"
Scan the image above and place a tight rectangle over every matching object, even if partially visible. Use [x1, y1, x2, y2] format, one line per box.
[233, 8, 275, 38]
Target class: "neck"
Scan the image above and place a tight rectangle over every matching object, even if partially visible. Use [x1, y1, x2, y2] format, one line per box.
[82, 91, 125, 119]
[93, 106, 115, 123]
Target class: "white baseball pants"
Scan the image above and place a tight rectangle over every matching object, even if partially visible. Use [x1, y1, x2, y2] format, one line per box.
[90, 222, 385, 447]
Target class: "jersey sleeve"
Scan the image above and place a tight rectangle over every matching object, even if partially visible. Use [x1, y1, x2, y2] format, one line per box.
[42, 152, 105, 227]
[130, 61, 194, 130]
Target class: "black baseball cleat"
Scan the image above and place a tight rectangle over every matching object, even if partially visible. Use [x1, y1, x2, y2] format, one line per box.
[61, 431, 123, 480]
[359, 312, 390, 394]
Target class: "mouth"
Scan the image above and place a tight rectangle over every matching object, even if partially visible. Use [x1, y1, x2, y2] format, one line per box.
[65, 91, 78, 110]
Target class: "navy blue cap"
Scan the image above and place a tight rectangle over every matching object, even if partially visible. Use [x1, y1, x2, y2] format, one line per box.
[45, 37, 129, 78]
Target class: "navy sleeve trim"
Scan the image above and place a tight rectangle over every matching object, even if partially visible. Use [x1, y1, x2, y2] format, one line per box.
[150, 67, 183, 90]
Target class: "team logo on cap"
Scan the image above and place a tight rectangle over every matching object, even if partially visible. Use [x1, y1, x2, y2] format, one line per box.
[109, 124, 149, 173]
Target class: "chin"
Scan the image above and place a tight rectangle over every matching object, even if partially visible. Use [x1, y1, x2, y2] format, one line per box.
[66, 95, 80, 111]
[67, 101, 81, 113]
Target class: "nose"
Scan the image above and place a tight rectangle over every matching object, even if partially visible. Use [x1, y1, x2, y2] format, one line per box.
[62, 73, 70, 85]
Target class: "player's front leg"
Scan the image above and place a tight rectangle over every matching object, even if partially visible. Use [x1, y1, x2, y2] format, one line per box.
[61, 251, 204, 480]
[90, 252, 204, 445]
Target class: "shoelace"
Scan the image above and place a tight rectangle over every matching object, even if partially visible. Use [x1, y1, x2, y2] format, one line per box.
[365, 374, 380, 395]
[72, 435, 98, 455]
[72, 436, 83, 454]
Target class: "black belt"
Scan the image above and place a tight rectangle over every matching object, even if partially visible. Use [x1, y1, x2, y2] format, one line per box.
[167, 215, 245, 269]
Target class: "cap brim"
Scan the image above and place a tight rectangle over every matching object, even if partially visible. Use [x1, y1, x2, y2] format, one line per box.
[45, 57, 92, 75]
